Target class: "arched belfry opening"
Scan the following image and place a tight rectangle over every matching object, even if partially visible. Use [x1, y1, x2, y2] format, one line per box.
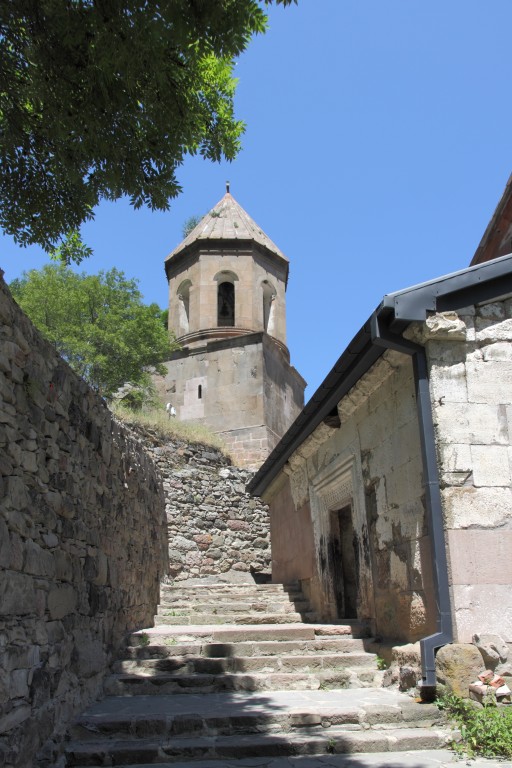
[177, 279, 191, 336]
[214, 270, 238, 328]
[262, 279, 277, 335]
[218, 281, 235, 327]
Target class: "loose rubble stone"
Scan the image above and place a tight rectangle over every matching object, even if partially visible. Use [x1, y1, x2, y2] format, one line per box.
[435, 643, 485, 697]
[472, 632, 508, 669]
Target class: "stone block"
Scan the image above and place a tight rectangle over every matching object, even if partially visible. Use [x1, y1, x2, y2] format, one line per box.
[433, 402, 508, 445]
[442, 486, 512, 529]
[470, 444, 511, 487]
[72, 633, 106, 677]
[439, 443, 472, 474]
[0, 703, 31, 733]
[5, 476, 30, 510]
[475, 317, 512, 343]
[466, 360, 512, 405]
[482, 341, 512, 361]
[10, 668, 29, 698]
[0, 571, 36, 615]
[24, 539, 56, 578]
[473, 632, 508, 668]
[48, 585, 77, 620]
[447, 529, 512, 586]
[452, 584, 512, 643]
[429, 361, 468, 403]
[436, 643, 484, 697]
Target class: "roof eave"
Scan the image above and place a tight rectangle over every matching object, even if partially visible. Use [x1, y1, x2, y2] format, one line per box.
[164, 239, 290, 280]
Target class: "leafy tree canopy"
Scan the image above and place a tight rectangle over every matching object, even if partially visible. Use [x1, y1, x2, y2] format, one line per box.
[182, 214, 203, 238]
[10, 264, 177, 397]
[0, 1, 295, 255]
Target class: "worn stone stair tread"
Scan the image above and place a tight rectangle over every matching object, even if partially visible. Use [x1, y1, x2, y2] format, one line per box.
[154, 613, 305, 625]
[116, 651, 376, 673]
[104, 670, 354, 693]
[158, 602, 310, 613]
[66, 726, 450, 765]
[72, 700, 443, 741]
[124, 637, 370, 657]
[131, 623, 364, 638]
[71, 689, 443, 722]
[66, 754, 466, 768]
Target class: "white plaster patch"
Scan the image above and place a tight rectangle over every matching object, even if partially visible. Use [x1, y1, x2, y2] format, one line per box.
[289, 464, 309, 509]
[470, 445, 511, 487]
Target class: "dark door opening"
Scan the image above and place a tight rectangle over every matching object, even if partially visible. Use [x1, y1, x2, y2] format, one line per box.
[329, 505, 358, 619]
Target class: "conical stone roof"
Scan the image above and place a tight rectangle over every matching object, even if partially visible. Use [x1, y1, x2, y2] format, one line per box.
[165, 188, 288, 264]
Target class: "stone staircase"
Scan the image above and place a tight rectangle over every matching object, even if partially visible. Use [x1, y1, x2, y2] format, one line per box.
[65, 581, 450, 766]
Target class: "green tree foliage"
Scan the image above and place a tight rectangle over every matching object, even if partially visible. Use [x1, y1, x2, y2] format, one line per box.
[182, 215, 203, 238]
[10, 264, 177, 397]
[0, 1, 296, 254]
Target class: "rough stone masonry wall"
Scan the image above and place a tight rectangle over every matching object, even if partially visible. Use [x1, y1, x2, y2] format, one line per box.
[126, 423, 272, 581]
[416, 302, 512, 643]
[0, 276, 167, 768]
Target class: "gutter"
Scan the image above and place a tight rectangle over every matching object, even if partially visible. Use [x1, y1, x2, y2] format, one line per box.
[370, 312, 453, 690]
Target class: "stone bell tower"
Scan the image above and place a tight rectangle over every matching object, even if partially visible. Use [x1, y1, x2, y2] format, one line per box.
[158, 184, 306, 468]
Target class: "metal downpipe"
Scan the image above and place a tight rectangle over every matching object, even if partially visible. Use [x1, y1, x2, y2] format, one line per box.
[371, 313, 453, 689]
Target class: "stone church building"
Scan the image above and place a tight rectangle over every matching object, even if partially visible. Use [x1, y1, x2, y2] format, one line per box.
[154, 185, 305, 467]
[248, 175, 512, 688]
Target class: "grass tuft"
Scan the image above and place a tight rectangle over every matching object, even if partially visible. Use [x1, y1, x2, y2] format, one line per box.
[111, 403, 230, 455]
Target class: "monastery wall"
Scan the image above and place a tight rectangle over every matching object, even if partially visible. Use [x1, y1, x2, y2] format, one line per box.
[0, 276, 167, 768]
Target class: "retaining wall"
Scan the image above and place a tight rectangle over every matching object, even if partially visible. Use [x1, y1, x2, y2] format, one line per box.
[125, 424, 272, 581]
[0, 276, 167, 767]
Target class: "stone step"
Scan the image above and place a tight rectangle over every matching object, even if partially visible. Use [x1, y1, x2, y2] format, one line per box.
[153, 612, 305, 626]
[128, 623, 367, 645]
[157, 600, 310, 614]
[70, 697, 443, 741]
[69, 690, 444, 735]
[66, 726, 450, 765]
[160, 584, 303, 594]
[103, 667, 375, 695]
[66, 755, 469, 768]
[114, 651, 377, 675]
[123, 637, 370, 659]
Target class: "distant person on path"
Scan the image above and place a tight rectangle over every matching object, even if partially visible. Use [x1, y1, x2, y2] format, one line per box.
[166, 402, 176, 419]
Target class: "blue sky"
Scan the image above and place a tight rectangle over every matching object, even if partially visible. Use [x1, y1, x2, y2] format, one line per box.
[2, 0, 511, 399]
